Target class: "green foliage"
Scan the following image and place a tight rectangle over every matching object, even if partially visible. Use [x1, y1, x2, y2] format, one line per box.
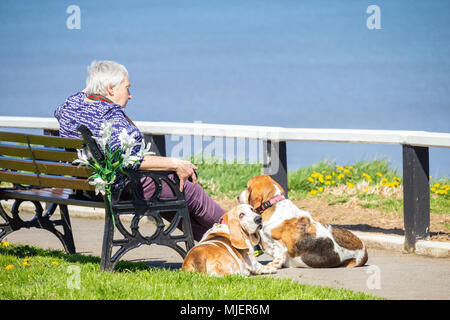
[190, 155, 263, 198]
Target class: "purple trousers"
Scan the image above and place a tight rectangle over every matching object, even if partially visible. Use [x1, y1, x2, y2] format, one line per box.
[140, 176, 226, 241]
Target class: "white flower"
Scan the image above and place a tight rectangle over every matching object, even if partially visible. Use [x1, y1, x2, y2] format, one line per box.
[121, 148, 142, 167]
[136, 140, 154, 157]
[93, 135, 108, 151]
[73, 149, 92, 167]
[118, 128, 139, 151]
[88, 177, 108, 196]
[99, 120, 115, 139]
[94, 120, 115, 150]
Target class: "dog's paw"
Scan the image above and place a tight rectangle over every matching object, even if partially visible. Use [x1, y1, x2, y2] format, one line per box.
[259, 264, 277, 274]
[266, 257, 285, 269]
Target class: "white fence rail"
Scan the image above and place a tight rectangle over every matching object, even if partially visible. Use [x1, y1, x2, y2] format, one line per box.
[1, 115, 449, 251]
[1, 116, 450, 147]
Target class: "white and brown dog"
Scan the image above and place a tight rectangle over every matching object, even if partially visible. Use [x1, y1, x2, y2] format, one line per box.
[238, 175, 368, 269]
[182, 204, 277, 276]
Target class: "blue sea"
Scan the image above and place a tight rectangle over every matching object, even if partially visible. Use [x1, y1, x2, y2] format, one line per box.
[0, 0, 449, 177]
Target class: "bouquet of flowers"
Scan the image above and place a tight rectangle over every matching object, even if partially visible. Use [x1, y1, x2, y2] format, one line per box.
[73, 120, 154, 227]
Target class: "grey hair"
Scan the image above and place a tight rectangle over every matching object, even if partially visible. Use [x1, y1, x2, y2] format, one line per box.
[85, 60, 128, 96]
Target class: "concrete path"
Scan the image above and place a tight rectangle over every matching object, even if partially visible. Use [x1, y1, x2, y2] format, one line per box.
[4, 212, 450, 300]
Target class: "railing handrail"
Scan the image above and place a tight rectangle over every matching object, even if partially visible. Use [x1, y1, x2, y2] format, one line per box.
[0, 116, 449, 148]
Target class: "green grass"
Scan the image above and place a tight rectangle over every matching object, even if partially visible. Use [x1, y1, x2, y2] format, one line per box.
[192, 156, 263, 198]
[191, 157, 449, 216]
[0, 243, 381, 300]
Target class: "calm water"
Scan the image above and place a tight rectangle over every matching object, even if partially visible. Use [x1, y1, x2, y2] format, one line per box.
[0, 0, 449, 176]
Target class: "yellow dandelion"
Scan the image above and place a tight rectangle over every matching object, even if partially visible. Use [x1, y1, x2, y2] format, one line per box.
[5, 265, 14, 270]
[331, 180, 336, 184]
[325, 175, 332, 180]
[318, 187, 324, 192]
[433, 183, 440, 188]
[381, 178, 388, 182]
[346, 182, 354, 188]
[337, 174, 345, 180]
[377, 172, 383, 177]
[1, 241, 10, 247]
[307, 177, 314, 183]
[325, 181, 331, 185]
[344, 169, 350, 174]
[51, 261, 60, 266]
[23, 258, 30, 267]
[318, 177, 324, 183]
[309, 189, 318, 195]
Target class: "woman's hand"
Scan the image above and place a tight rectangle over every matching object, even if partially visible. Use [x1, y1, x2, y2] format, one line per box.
[139, 155, 198, 192]
[174, 159, 198, 192]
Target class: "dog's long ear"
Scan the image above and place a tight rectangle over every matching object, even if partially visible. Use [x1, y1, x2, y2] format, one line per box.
[227, 208, 249, 250]
[248, 188, 263, 211]
[248, 231, 260, 247]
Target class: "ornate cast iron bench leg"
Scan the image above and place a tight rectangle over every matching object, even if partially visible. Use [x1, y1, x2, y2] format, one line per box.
[99, 173, 195, 272]
[0, 199, 76, 254]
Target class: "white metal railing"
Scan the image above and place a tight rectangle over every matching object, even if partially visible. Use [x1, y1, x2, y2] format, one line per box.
[1, 116, 450, 147]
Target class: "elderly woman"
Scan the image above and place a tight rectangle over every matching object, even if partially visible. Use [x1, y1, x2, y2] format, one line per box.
[54, 60, 225, 241]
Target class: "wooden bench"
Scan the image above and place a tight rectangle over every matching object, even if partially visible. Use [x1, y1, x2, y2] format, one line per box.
[0, 128, 195, 271]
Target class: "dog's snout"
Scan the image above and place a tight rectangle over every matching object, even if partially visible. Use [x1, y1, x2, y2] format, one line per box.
[254, 215, 262, 225]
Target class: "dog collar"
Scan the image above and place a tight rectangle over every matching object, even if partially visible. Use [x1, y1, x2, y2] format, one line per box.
[257, 194, 286, 213]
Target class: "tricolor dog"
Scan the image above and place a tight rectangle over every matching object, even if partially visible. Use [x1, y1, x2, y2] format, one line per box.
[182, 204, 277, 276]
[238, 175, 368, 269]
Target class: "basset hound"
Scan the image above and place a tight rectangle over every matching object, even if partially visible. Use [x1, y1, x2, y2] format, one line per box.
[238, 175, 368, 269]
[182, 204, 277, 276]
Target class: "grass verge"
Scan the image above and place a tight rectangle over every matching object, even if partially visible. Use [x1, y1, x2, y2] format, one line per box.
[0, 243, 381, 300]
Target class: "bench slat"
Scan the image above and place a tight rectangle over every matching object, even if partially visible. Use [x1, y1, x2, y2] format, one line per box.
[0, 171, 94, 191]
[0, 131, 84, 149]
[0, 158, 93, 177]
[0, 145, 78, 162]
[0, 188, 104, 208]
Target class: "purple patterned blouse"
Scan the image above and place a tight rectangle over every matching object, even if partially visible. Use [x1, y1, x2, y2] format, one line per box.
[54, 91, 144, 166]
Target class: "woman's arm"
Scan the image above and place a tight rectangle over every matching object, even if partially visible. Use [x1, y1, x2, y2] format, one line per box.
[139, 155, 198, 192]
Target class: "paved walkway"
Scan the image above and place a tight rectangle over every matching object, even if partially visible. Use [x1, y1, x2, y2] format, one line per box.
[4, 212, 450, 300]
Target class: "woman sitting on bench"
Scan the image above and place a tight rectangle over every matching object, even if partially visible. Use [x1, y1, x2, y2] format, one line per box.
[54, 60, 225, 241]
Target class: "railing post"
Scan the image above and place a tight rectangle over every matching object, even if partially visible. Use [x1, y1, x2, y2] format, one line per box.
[402, 144, 430, 252]
[144, 134, 166, 157]
[263, 140, 288, 196]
